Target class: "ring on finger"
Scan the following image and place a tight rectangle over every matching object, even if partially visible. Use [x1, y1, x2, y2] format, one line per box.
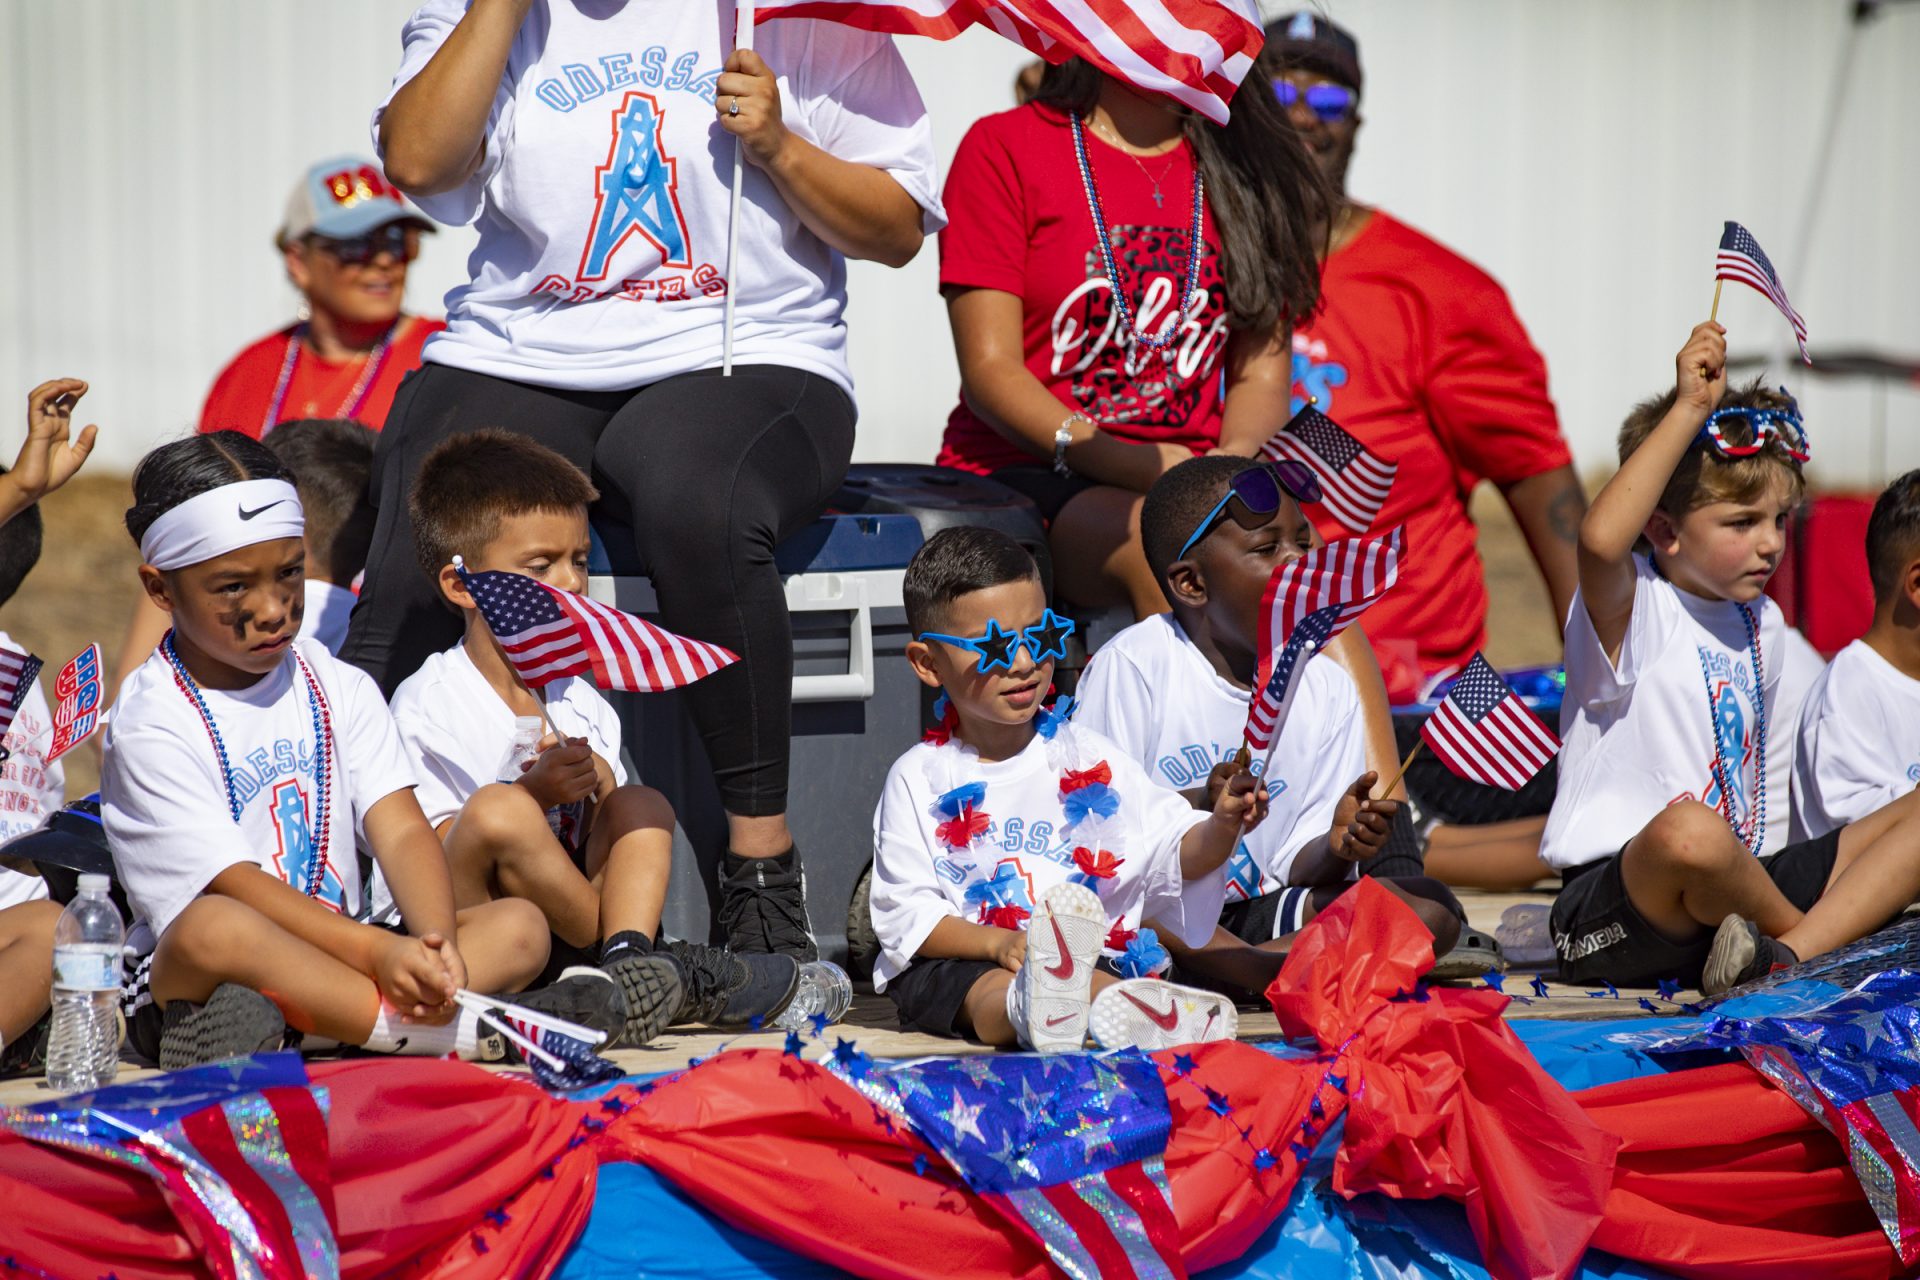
[728, 95, 740, 117]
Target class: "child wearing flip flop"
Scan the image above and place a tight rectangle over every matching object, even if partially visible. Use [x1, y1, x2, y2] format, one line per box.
[1548, 322, 1920, 995]
[870, 527, 1265, 1052]
[390, 430, 797, 1045]
[102, 431, 621, 1069]
[1075, 456, 1464, 971]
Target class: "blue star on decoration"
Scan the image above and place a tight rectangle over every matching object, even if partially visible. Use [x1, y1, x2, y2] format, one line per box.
[1172, 1052, 1198, 1077]
[808, 1011, 831, 1037]
[1657, 979, 1682, 1001]
[1203, 1086, 1233, 1117]
[783, 1031, 805, 1059]
[1638, 998, 1659, 1015]
[914, 1154, 931, 1178]
[1481, 971, 1506, 992]
[831, 1037, 874, 1080]
[1254, 1147, 1277, 1171]
[1530, 975, 1551, 999]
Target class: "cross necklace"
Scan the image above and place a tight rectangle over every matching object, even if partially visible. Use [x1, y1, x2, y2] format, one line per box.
[1093, 117, 1182, 209]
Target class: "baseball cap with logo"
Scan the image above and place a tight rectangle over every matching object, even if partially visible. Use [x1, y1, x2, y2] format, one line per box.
[1263, 11, 1363, 96]
[275, 155, 434, 250]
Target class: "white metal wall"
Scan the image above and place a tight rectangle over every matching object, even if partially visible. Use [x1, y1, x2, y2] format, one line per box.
[3, 1, 1916, 488]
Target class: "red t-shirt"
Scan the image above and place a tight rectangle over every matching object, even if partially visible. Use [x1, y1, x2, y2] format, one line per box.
[197, 315, 445, 437]
[936, 103, 1230, 475]
[1294, 211, 1570, 700]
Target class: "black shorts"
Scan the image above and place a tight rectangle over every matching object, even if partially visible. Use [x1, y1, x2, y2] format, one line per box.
[886, 954, 1122, 1040]
[1550, 829, 1843, 988]
[988, 466, 1099, 524]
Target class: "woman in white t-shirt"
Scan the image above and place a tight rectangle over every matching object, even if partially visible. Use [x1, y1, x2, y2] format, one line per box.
[351, 0, 943, 956]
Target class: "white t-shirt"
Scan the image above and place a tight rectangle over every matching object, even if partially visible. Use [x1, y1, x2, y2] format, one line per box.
[1791, 639, 1920, 840]
[376, 0, 945, 396]
[1542, 555, 1789, 871]
[868, 722, 1221, 990]
[1072, 615, 1365, 899]
[1768, 625, 1824, 846]
[301, 580, 356, 655]
[0, 630, 65, 909]
[102, 638, 417, 939]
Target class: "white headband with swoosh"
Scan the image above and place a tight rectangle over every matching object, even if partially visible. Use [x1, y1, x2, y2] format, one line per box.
[139, 479, 306, 571]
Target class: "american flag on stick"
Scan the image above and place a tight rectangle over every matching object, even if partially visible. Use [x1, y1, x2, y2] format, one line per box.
[1261, 405, 1397, 534]
[1243, 528, 1403, 754]
[1716, 221, 1811, 364]
[0, 645, 43, 741]
[753, 0, 1265, 125]
[1420, 653, 1560, 791]
[454, 559, 737, 693]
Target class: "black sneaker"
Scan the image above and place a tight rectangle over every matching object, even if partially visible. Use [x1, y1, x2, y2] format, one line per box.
[717, 848, 818, 960]
[661, 940, 799, 1029]
[1701, 914, 1800, 996]
[603, 951, 684, 1047]
[159, 984, 287, 1071]
[508, 968, 629, 1045]
[0, 1010, 52, 1078]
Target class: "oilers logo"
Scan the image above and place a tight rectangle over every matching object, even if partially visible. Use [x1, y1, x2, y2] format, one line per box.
[267, 779, 344, 910]
[1697, 667, 1757, 829]
[579, 91, 692, 281]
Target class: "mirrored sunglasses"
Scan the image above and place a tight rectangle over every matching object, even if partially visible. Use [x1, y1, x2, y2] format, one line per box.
[1176, 460, 1322, 562]
[918, 609, 1076, 674]
[1273, 78, 1357, 123]
[308, 223, 420, 267]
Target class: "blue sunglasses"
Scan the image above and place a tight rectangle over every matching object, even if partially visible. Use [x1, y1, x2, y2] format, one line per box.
[1176, 460, 1322, 562]
[1274, 78, 1357, 122]
[918, 609, 1076, 673]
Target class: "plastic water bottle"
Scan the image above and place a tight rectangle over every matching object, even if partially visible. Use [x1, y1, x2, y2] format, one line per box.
[772, 960, 854, 1033]
[46, 874, 125, 1093]
[498, 716, 544, 783]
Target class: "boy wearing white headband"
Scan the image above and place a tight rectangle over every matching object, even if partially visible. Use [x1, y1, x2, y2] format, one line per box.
[102, 431, 625, 1068]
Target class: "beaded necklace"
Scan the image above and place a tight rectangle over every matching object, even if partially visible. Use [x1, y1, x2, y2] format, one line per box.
[161, 632, 337, 899]
[1693, 601, 1768, 854]
[261, 319, 398, 435]
[1069, 113, 1206, 359]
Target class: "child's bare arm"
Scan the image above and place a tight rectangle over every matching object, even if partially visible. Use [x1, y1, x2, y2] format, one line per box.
[1290, 772, 1399, 885]
[1181, 768, 1267, 878]
[921, 915, 1026, 971]
[206, 861, 406, 979]
[360, 790, 466, 986]
[1577, 322, 1727, 661]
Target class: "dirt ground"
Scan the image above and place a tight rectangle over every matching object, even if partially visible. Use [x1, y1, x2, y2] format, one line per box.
[0, 474, 1567, 799]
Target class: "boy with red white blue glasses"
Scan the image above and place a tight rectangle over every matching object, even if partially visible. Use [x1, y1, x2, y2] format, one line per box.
[869, 527, 1267, 1052]
[1545, 320, 1920, 995]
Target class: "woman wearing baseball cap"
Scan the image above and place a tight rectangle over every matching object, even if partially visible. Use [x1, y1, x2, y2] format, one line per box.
[197, 157, 443, 438]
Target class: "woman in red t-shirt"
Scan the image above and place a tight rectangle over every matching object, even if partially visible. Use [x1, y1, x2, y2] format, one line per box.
[937, 60, 1329, 617]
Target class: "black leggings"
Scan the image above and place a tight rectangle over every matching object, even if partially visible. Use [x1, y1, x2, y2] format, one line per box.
[341, 362, 857, 817]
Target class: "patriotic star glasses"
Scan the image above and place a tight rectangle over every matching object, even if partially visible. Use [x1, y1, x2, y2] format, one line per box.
[918, 609, 1076, 674]
[1696, 399, 1810, 463]
[1176, 460, 1322, 562]
[1273, 78, 1357, 123]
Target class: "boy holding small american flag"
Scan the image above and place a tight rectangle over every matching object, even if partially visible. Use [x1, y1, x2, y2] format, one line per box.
[390, 430, 801, 1046]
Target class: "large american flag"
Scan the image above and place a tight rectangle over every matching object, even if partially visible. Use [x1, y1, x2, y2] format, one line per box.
[1261, 405, 1397, 534]
[753, 0, 1265, 125]
[1717, 221, 1811, 364]
[1420, 653, 1560, 791]
[0, 645, 42, 740]
[1243, 528, 1402, 753]
[456, 564, 737, 693]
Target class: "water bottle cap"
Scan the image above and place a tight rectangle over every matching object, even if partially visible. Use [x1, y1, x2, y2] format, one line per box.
[77, 873, 110, 895]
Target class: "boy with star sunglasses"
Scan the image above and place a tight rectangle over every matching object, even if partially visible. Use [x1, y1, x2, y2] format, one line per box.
[871, 527, 1268, 1053]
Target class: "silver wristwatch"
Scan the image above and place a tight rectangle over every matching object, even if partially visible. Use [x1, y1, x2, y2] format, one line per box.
[1054, 413, 1091, 477]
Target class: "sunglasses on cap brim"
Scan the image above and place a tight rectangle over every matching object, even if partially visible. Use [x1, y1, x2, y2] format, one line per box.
[918, 609, 1076, 674]
[1694, 399, 1811, 463]
[1176, 461, 1322, 562]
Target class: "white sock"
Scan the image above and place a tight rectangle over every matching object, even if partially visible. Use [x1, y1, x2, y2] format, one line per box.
[361, 1003, 490, 1059]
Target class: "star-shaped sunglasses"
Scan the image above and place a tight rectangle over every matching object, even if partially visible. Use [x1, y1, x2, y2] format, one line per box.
[1176, 460, 1322, 562]
[1695, 399, 1811, 463]
[918, 609, 1077, 674]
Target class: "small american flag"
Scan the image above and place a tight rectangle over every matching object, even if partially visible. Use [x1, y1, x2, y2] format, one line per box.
[1244, 528, 1403, 753]
[754, 0, 1264, 126]
[489, 1006, 624, 1093]
[0, 646, 43, 740]
[1261, 405, 1398, 534]
[1420, 653, 1560, 791]
[456, 562, 736, 693]
[1717, 221, 1811, 364]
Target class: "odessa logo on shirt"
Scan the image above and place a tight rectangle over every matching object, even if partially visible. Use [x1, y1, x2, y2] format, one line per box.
[1688, 648, 1760, 830]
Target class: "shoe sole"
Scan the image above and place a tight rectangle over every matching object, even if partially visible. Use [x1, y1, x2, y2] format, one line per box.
[1089, 979, 1239, 1051]
[1701, 913, 1758, 997]
[159, 983, 286, 1071]
[1022, 883, 1105, 1053]
[609, 955, 684, 1047]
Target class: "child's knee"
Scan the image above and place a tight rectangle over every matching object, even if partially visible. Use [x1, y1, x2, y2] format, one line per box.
[159, 896, 272, 980]
[457, 782, 550, 849]
[600, 784, 676, 836]
[4, 897, 63, 942]
[1635, 802, 1743, 877]
[466, 898, 550, 978]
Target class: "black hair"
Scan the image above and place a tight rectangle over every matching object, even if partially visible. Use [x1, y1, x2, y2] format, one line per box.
[125, 431, 296, 547]
[0, 464, 43, 609]
[264, 419, 375, 585]
[409, 429, 598, 580]
[1867, 469, 1920, 602]
[1031, 58, 1332, 337]
[904, 527, 1040, 637]
[1141, 455, 1259, 595]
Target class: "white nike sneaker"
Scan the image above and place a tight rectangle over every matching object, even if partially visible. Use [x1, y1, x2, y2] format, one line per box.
[1089, 978, 1238, 1051]
[1010, 882, 1106, 1053]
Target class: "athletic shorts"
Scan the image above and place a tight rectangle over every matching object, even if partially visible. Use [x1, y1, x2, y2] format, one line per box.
[1549, 828, 1843, 988]
[885, 954, 1123, 1041]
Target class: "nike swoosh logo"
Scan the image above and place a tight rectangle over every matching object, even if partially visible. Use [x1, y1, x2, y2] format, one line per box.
[1045, 1012, 1079, 1027]
[1121, 990, 1180, 1031]
[238, 500, 288, 521]
[1044, 916, 1075, 980]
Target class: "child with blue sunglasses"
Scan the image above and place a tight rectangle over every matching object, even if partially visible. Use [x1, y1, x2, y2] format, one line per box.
[869, 527, 1267, 1053]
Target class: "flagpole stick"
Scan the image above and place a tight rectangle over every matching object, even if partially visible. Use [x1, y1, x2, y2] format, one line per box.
[453, 555, 565, 744]
[1378, 740, 1422, 800]
[1709, 278, 1723, 325]
[722, 1, 755, 377]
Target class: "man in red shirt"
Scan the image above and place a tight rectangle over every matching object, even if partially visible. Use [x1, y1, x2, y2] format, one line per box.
[1264, 14, 1585, 703]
